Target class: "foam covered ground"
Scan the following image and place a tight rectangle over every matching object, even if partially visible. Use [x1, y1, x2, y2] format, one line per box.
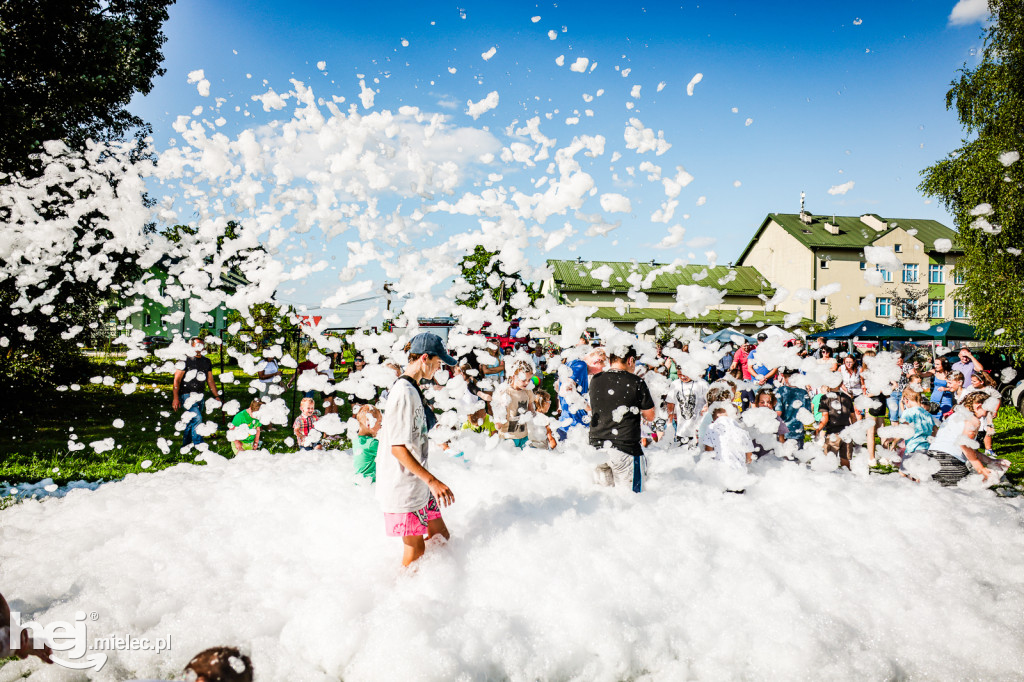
[2, 440, 1024, 681]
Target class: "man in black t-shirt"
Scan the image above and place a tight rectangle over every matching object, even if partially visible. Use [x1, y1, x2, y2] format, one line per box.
[589, 346, 656, 493]
[172, 337, 221, 449]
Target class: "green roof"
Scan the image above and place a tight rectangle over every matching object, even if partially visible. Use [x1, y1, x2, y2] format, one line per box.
[587, 306, 814, 328]
[736, 213, 961, 263]
[547, 260, 774, 296]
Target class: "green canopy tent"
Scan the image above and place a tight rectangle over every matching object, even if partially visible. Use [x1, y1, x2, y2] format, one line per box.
[926, 321, 977, 342]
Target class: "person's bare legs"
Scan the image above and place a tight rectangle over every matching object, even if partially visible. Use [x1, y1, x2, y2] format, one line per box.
[867, 416, 881, 464]
[426, 516, 450, 541]
[401, 518, 449, 567]
[401, 535, 426, 567]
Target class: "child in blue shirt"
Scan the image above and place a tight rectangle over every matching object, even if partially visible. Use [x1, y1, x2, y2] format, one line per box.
[774, 369, 810, 449]
[899, 386, 935, 469]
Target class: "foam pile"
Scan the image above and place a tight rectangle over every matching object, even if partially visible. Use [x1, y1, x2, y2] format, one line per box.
[2, 441, 1022, 680]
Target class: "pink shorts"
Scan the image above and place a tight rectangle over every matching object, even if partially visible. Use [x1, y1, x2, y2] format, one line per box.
[384, 495, 442, 537]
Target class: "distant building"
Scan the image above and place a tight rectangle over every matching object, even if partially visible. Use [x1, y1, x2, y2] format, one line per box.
[736, 212, 963, 327]
[543, 258, 812, 335]
[120, 265, 248, 339]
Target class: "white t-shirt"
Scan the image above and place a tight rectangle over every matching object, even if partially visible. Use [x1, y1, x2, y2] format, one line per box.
[375, 378, 431, 513]
[704, 417, 754, 470]
[668, 378, 709, 437]
[930, 409, 972, 463]
[258, 358, 280, 387]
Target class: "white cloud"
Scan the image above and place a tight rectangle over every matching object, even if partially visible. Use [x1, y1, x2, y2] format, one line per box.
[481, 46, 497, 61]
[827, 180, 855, 196]
[948, 0, 988, 26]
[570, 57, 590, 73]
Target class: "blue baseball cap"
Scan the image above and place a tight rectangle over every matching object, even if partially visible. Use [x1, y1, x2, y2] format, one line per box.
[408, 332, 457, 366]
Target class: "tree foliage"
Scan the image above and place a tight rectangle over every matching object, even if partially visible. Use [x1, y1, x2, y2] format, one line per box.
[884, 285, 929, 328]
[919, 0, 1024, 347]
[0, 0, 175, 174]
[455, 246, 542, 322]
[0, 0, 175, 402]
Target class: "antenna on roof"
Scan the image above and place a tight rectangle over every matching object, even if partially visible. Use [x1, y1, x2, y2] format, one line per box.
[799, 190, 813, 225]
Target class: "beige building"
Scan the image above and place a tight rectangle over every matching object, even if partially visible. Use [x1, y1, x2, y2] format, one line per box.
[736, 213, 963, 327]
[543, 258, 813, 335]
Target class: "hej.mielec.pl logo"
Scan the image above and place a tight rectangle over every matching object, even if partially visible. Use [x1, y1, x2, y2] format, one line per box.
[10, 610, 172, 671]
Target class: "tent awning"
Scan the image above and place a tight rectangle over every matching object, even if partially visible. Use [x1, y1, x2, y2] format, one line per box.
[807, 320, 928, 340]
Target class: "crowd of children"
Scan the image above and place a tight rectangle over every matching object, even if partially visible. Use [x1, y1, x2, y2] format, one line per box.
[207, 328, 1013, 569]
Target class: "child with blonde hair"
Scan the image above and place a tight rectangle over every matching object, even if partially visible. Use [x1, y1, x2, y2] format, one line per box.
[292, 396, 321, 450]
[493, 355, 537, 448]
[898, 385, 935, 469]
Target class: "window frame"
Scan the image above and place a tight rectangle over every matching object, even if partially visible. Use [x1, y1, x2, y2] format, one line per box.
[902, 263, 919, 284]
[928, 263, 944, 284]
[875, 297, 892, 317]
[928, 298, 944, 318]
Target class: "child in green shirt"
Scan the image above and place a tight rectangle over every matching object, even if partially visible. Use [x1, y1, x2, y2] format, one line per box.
[230, 399, 263, 454]
[354, 404, 381, 481]
[462, 403, 497, 435]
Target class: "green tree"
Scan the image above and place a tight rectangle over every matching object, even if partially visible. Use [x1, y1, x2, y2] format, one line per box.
[455, 246, 542, 322]
[225, 303, 299, 355]
[884, 285, 929, 328]
[0, 0, 175, 402]
[919, 0, 1024, 347]
[0, 0, 175, 172]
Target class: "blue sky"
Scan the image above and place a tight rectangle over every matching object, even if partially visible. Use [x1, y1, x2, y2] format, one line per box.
[129, 0, 990, 318]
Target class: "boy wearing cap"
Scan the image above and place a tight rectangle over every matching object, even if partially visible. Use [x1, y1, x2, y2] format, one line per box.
[377, 332, 457, 567]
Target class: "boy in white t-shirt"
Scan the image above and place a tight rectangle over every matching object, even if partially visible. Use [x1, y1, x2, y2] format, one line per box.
[377, 333, 457, 567]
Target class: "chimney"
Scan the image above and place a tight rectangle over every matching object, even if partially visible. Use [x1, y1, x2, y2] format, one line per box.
[824, 221, 840, 236]
[859, 214, 887, 232]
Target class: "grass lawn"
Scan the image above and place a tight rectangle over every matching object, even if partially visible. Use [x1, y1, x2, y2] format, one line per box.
[2, 362, 1021, 491]
[0, 356, 356, 487]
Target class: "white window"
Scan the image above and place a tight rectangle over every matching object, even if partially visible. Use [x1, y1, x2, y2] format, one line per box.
[876, 297, 892, 317]
[954, 301, 968, 319]
[894, 244, 903, 253]
[820, 258, 829, 269]
[902, 263, 919, 283]
[954, 271, 965, 285]
[928, 299, 944, 318]
[877, 266, 893, 283]
[929, 264, 944, 284]
[859, 262, 867, 271]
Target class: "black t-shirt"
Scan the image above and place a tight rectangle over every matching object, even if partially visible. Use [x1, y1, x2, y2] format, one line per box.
[181, 355, 213, 395]
[823, 391, 855, 435]
[588, 370, 655, 452]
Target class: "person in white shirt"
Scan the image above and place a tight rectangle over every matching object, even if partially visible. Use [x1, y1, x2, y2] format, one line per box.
[704, 407, 755, 470]
[666, 371, 709, 444]
[256, 353, 283, 397]
[377, 333, 457, 567]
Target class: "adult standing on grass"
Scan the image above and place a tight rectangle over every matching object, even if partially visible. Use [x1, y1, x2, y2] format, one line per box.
[377, 333, 457, 567]
[172, 337, 221, 449]
[952, 346, 984, 386]
[590, 345, 656, 493]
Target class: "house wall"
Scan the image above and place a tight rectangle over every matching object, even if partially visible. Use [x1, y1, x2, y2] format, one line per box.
[559, 291, 765, 310]
[737, 219, 814, 321]
[819, 229, 960, 327]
